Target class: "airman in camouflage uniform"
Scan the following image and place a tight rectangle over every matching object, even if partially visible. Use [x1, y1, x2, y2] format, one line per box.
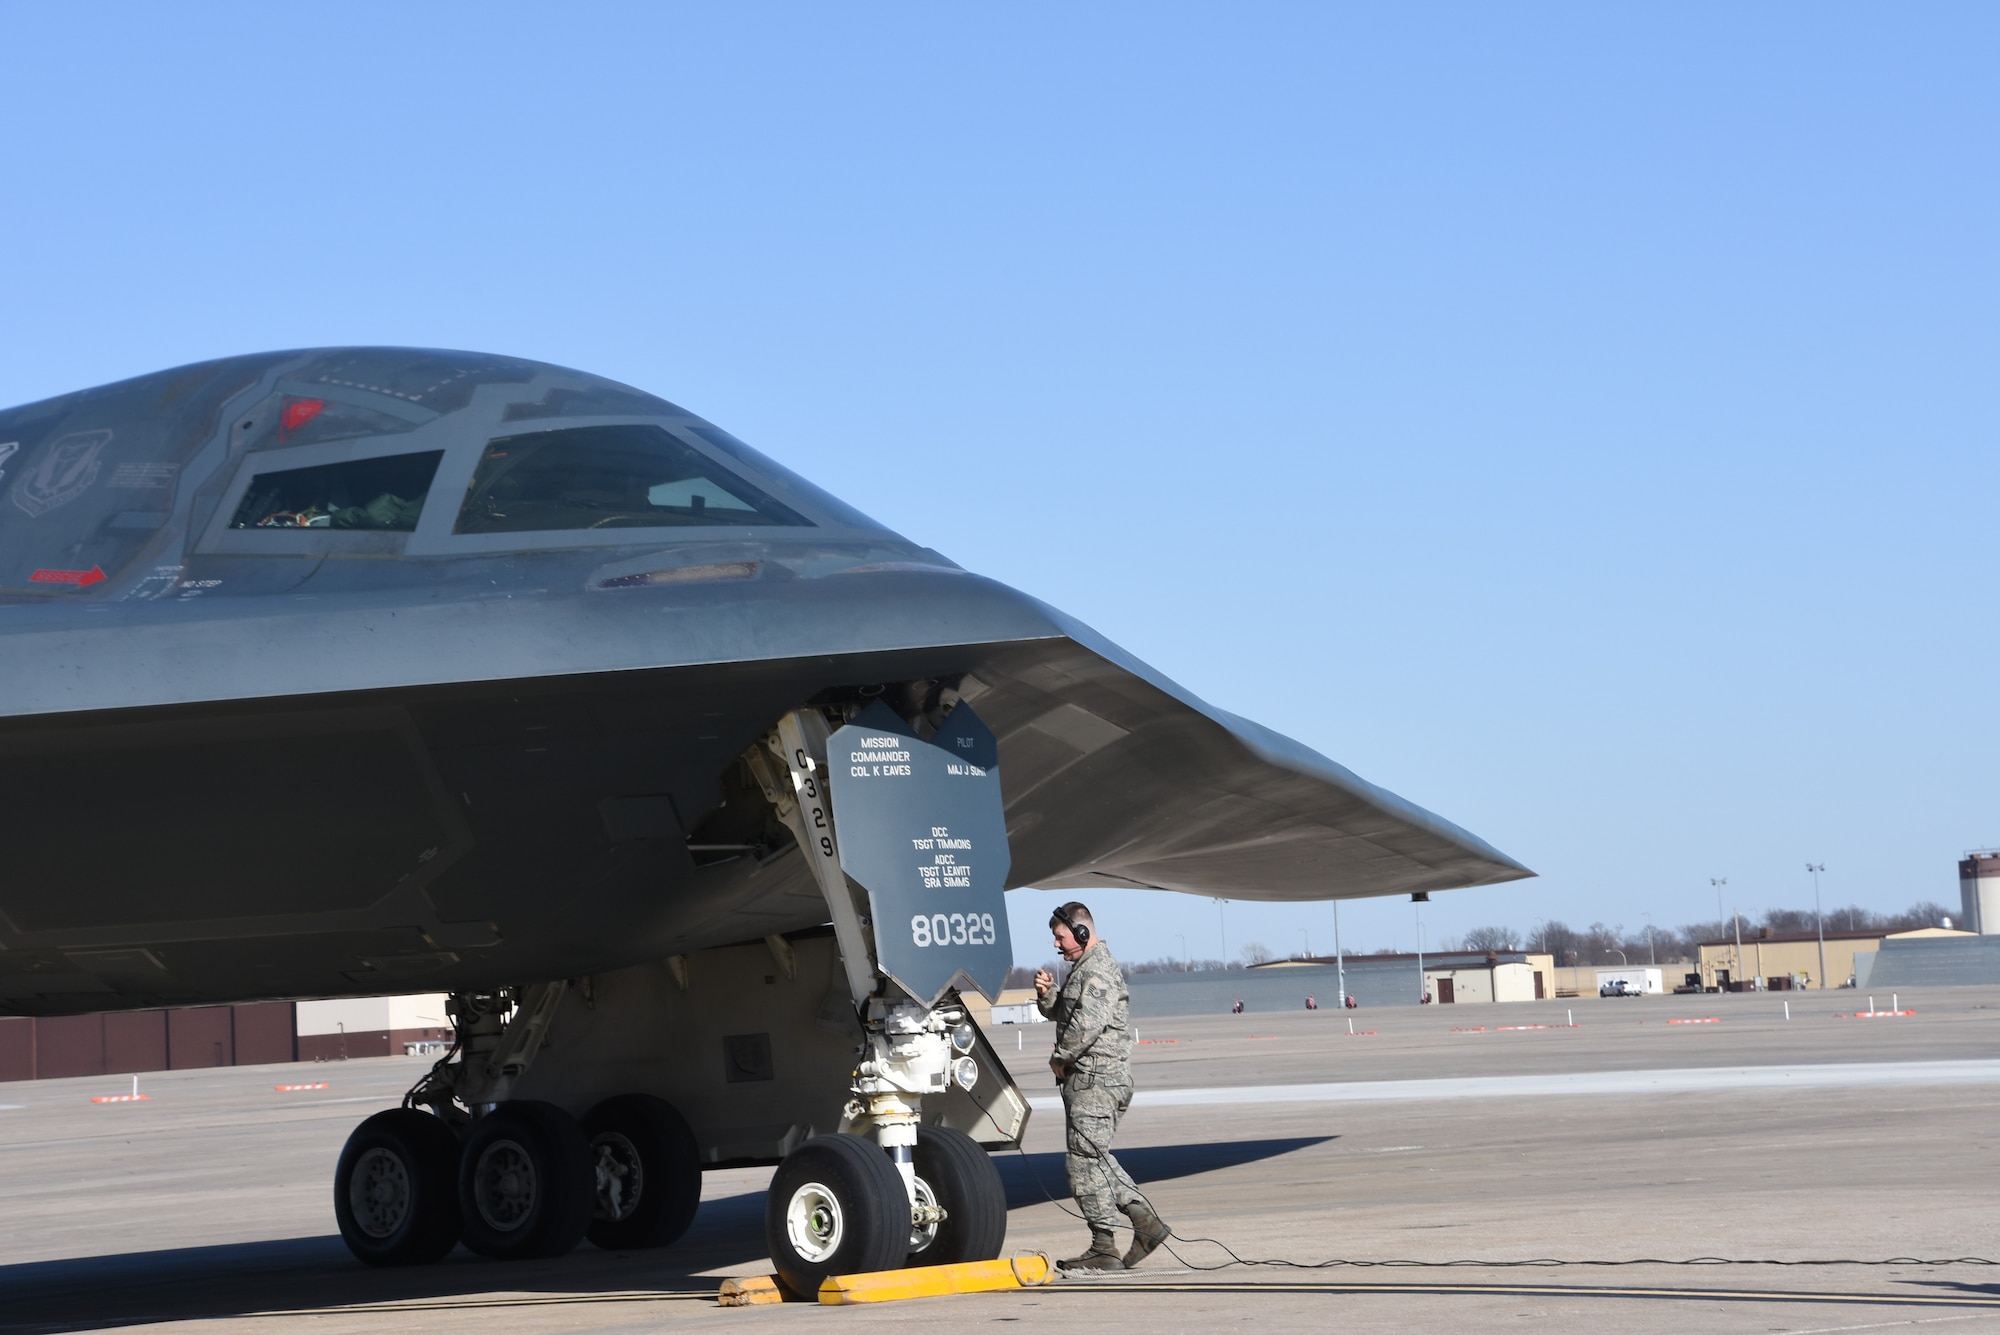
[1035, 901, 1171, 1271]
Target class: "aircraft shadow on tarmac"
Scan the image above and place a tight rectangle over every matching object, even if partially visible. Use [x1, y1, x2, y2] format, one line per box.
[0, 1136, 1329, 1333]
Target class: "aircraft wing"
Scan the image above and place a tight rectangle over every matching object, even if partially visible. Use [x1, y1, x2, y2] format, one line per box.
[0, 348, 1527, 1014]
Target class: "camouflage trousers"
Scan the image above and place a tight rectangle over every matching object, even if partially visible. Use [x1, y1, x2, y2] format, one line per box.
[1061, 1072, 1143, 1234]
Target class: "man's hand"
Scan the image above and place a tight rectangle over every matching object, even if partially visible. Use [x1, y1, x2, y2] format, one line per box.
[1049, 1056, 1068, 1081]
[1034, 968, 1054, 998]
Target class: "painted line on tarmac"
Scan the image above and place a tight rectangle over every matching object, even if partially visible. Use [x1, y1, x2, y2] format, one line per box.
[1026, 1059, 2000, 1111]
[241, 1291, 720, 1318]
[1055, 1279, 2000, 1311]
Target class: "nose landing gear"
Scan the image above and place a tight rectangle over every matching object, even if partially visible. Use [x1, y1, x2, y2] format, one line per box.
[753, 707, 1018, 1294]
[766, 1133, 912, 1294]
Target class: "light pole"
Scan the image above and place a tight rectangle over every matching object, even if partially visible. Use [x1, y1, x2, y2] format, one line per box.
[1414, 894, 1427, 1002]
[1298, 927, 1310, 960]
[1334, 901, 1346, 1005]
[1214, 898, 1228, 970]
[1611, 948, 1628, 966]
[1806, 862, 1827, 989]
[1641, 911, 1656, 966]
[1710, 877, 1731, 987]
[1174, 934, 1187, 971]
[1733, 905, 1744, 990]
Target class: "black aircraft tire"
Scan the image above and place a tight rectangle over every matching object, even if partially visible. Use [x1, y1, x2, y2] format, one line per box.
[906, 1125, 1007, 1266]
[765, 1135, 911, 1296]
[333, 1108, 463, 1267]
[457, 1100, 594, 1260]
[582, 1093, 702, 1251]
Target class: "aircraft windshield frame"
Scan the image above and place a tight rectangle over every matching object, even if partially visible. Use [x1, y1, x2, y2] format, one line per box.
[452, 423, 813, 536]
[196, 412, 902, 562]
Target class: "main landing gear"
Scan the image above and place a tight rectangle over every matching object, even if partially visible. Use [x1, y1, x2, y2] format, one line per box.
[330, 701, 1024, 1281]
[332, 1081, 705, 1266]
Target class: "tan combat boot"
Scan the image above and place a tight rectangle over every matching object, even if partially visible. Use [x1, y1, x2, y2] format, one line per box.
[1121, 1200, 1170, 1267]
[1059, 1230, 1125, 1272]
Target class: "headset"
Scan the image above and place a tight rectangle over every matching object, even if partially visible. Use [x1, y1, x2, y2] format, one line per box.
[1052, 904, 1090, 949]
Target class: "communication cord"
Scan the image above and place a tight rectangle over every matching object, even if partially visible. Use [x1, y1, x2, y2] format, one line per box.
[1008, 1142, 1997, 1272]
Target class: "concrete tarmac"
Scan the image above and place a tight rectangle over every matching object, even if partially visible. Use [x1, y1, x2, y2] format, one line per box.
[2, 986, 1997, 1333]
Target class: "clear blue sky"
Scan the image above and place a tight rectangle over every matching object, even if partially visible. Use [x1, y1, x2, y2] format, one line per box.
[3, 5, 1995, 965]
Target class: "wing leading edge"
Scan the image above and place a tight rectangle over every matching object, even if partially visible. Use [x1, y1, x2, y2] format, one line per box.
[937, 616, 1531, 903]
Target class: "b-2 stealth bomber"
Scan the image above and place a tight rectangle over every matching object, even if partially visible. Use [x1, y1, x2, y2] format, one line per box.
[0, 348, 1528, 1286]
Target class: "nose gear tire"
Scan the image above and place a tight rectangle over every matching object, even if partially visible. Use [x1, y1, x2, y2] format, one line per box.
[456, 1100, 594, 1260]
[906, 1124, 1007, 1266]
[333, 1108, 463, 1267]
[765, 1134, 912, 1296]
[582, 1093, 702, 1251]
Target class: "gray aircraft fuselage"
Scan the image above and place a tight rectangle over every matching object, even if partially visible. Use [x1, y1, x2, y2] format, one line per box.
[0, 348, 1529, 1017]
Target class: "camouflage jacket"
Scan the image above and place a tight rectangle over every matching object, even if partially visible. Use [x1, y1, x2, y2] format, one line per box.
[1037, 942, 1133, 1080]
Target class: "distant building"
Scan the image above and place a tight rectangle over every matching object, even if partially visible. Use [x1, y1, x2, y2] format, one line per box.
[1960, 851, 2000, 934]
[959, 987, 1044, 1026]
[1694, 927, 1972, 991]
[1243, 951, 1557, 1006]
[0, 993, 456, 1083]
[295, 994, 453, 1060]
[0, 1002, 297, 1082]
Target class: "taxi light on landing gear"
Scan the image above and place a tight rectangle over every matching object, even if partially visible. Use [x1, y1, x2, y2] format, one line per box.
[950, 1022, 976, 1054]
[952, 1057, 978, 1092]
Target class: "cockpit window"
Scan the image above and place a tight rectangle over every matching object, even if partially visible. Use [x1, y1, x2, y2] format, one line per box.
[453, 424, 812, 534]
[229, 451, 443, 531]
[684, 425, 891, 533]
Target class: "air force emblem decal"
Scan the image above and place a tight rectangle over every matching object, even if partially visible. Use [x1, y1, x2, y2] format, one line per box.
[11, 430, 111, 518]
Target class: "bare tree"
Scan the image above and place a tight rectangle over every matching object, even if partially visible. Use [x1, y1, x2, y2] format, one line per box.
[1527, 919, 1579, 962]
[1128, 956, 1226, 974]
[1241, 941, 1274, 965]
[1462, 924, 1521, 952]
[1761, 907, 1816, 934]
[1886, 900, 1957, 931]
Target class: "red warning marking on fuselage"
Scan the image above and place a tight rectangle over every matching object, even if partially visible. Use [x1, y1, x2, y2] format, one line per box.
[274, 1083, 330, 1091]
[280, 397, 325, 439]
[30, 565, 106, 587]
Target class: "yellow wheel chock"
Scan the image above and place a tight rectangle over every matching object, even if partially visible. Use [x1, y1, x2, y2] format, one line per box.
[719, 1253, 1056, 1307]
